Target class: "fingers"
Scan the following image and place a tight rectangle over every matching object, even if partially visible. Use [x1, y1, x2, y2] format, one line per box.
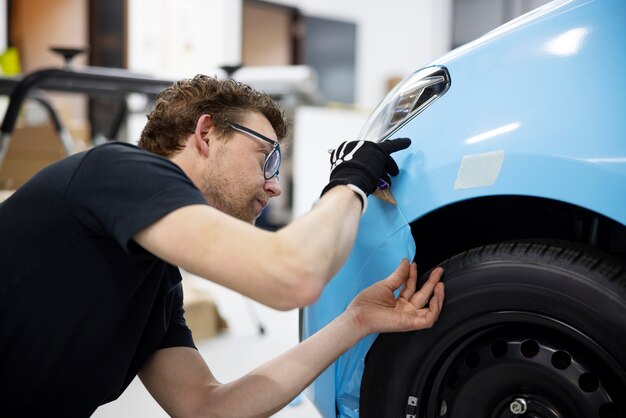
[435, 281, 445, 307]
[378, 137, 411, 154]
[409, 267, 444, 308]
[427, 282, 445, 325]
[379, 137, 410, 178]
[411, 278, 444, 330]
[329, 141, 349, 169]
[382, 258, 411, 291]
[399, 262, 418, 300]
[384, 156, 400, 177]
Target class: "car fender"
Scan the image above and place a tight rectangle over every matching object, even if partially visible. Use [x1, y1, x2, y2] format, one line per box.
[302, 199, 414, 418]
[304, 0, 626, 416]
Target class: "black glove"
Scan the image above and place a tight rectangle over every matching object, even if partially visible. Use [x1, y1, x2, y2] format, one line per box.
[321, 137, 411, 198]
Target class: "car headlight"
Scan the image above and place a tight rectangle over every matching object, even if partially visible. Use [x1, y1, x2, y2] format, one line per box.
[357, 66, 451, 141]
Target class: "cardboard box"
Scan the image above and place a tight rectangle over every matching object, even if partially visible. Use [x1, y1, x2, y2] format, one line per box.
[182, 279, 228, 341]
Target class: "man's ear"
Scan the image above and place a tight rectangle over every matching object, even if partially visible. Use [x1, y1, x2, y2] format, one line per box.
[194, 114, 213, 157]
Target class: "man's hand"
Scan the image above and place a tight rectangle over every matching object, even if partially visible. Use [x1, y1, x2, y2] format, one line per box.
[321, 138, 411, 199]
[347, 259, 444, 336]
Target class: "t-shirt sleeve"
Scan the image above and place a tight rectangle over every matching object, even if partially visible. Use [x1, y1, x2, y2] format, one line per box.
[66, 143, 207, 253]
[158, 282, 197, 350]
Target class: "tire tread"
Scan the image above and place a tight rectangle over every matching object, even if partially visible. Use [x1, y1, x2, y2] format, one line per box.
[440, 239, 626, 291]
[361, 239, 626, 418]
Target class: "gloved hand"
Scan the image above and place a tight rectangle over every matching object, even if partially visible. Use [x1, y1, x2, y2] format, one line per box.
[321, 137, 411, 205]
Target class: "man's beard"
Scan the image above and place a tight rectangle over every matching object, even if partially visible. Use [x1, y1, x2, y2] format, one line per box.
[200, 171, 257, 224]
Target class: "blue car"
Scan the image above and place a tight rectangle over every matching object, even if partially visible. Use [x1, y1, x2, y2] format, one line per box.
[301, 0, 626, 416]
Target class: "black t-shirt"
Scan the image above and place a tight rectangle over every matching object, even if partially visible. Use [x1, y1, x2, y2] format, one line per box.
[0, 142, 208, 417]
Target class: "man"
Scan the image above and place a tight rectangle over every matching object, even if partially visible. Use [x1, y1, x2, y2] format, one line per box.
[0, 75, 444, 417]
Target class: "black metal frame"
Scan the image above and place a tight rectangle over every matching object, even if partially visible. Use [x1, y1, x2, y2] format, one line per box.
[0, 66, 174, 167]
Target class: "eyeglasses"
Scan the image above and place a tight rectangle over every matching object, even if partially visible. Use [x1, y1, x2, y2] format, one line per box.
[229, 122, 281, 180]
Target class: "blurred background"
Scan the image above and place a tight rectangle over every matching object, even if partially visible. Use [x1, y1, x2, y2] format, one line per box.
[0, 0, 551, 416]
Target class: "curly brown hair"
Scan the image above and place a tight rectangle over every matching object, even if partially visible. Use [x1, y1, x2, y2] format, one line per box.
[138, 74, 288, 157]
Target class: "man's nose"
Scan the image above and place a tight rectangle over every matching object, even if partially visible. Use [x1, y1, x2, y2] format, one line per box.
[264, 176, 282, 197]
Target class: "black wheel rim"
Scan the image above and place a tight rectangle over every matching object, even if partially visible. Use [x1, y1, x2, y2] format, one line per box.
[407, 311, 625, 418]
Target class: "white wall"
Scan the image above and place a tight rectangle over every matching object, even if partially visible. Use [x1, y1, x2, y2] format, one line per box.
[292, 106, 370, 217]
[267, 0, 453, 109]
[128, 0, 241, 78]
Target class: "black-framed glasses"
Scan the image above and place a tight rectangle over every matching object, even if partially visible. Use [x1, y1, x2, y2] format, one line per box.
[229, 122, 281, 180]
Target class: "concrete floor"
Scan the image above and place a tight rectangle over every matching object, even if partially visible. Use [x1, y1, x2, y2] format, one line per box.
[93, 274, 322, 418]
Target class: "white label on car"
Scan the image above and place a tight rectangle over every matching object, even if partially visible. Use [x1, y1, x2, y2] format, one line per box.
[454, 150, 504, 189]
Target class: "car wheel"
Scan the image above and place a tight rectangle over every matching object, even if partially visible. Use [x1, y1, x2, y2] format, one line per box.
[360, 240, 626, 418]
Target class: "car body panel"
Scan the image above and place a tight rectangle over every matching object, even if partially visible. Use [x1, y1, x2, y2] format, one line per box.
[302, 200, 416, 417]
[302, 0, 626, 416]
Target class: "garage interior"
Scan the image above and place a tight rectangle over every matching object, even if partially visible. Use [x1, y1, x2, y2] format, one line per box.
[0, 1, 559, 417]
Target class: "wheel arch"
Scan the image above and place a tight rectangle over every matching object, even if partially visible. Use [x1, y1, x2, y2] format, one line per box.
[409, 195, 626, 273]
[360, 238, 626, 417]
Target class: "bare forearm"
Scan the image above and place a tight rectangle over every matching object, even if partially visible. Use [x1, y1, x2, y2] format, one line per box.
[134, 186, 362, 310]
[277, 186, 362, 287]
[206, 311, 364, 418]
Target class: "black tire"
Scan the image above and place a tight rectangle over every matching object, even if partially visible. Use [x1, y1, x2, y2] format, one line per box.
[360, 240, 626, 418]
